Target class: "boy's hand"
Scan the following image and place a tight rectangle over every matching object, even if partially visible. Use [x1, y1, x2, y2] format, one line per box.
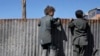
[70, 19, 74, 22]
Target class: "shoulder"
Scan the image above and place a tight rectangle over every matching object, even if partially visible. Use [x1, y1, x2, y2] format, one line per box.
[46, 15, 53, 19]
[41, 15, 53, 19]
[74, 18, 87, 22]
[41, 16, 46, 19]
[40, 16, 47, 21]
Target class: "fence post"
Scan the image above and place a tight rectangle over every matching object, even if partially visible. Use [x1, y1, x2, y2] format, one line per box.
[22, 0, 26, 19]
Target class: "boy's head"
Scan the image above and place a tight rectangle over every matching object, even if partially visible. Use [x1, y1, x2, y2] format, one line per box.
[75, 10, 84, 18]
[44, 5, 55, 16]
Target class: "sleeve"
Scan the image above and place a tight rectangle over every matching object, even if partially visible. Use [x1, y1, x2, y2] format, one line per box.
[68, 21, 75, 28]
[68, 21, 75, 35]
[54, 19, 61, 27]
[38, 20, 41, 27]
[86, 22, 90, 32]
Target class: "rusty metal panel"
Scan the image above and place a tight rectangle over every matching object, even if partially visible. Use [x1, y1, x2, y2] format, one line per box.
[0, 19, 100, 56]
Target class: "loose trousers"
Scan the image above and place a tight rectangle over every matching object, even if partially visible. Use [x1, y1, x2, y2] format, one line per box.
[73, 45, 88, 56]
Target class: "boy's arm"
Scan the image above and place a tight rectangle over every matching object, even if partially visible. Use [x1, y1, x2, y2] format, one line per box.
[68, 22, 75, 28]
[68, 19, 75, 28]
[68, 19, 75, 35]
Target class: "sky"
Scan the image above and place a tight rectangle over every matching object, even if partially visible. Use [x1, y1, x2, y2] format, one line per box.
[0, 0, 100, 19]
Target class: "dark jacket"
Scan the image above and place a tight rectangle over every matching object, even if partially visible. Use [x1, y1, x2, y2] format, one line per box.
[68, 18, 89, 45]
[51, 19, 67, 48]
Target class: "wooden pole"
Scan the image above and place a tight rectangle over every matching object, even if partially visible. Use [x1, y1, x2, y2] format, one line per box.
[22, 0, 26, 19]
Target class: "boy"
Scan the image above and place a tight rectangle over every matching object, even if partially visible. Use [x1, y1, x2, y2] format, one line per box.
[38, 5, 56, 56]
[68, 10, 89, 56]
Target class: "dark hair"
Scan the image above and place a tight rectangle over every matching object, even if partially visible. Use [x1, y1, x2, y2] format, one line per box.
[75, 10, 83, 18]
[44, 5, 55, 15]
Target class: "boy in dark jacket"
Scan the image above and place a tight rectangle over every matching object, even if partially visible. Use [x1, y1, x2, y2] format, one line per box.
[68, 10, 89, 56]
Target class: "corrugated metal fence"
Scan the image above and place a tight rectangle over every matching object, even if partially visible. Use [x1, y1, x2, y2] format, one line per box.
[0, 19, 100, 56]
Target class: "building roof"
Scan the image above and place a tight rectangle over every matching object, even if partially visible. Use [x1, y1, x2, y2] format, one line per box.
[88, 7, 100, 13]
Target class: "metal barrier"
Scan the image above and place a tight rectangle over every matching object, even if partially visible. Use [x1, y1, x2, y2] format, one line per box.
[0, 19, 100, 56]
